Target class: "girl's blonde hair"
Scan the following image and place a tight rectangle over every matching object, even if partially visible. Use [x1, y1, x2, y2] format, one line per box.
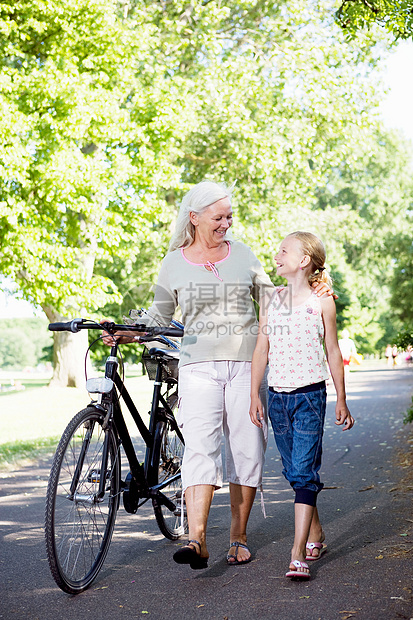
[168, 181, 234, 252]
[287, 231, 332, 288]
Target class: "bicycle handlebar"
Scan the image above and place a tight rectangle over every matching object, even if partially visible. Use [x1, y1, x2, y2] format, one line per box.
[48, 319, 184, 338]
[48, 319, 85, 333]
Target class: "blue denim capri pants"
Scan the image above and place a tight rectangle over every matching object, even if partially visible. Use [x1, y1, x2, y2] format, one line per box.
[268, 381, 326, 507]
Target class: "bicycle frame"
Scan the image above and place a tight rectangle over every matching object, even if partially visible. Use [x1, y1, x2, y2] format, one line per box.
[45, 317, 185, 594]
[89, 339, 183, 512]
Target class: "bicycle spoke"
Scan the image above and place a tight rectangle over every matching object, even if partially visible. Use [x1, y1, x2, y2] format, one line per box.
[150, 414, 187, 540]
[45, 408, 120, 593]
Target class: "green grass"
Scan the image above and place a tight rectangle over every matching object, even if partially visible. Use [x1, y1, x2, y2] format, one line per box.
[0, 378, 50, 395]
[0, 373, 154, 469]
[0, 437, 60, 468]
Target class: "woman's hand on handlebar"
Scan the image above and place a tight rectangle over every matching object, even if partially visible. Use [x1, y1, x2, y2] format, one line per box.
[100, 320, 145, 346]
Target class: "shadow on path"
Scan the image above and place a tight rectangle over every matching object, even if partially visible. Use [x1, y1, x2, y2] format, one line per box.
[0, 362, 412, 620]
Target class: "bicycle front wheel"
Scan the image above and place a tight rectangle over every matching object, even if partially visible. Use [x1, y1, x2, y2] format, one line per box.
[44, 406, 121, 594]
[150, 417, 186, 540]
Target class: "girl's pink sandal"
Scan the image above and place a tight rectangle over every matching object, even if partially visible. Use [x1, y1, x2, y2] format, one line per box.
[286, 560, 310, 579]
[305, 542, 327, 561]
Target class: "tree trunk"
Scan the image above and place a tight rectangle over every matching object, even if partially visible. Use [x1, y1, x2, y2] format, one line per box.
[43, 222, 97, 388]
[43, 306, 92, 388]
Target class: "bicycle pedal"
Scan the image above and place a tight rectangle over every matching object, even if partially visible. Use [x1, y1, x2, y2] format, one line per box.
[173, 507, 187, 517]
[87, 469, 101, 483]
[87, 469, 110, 483]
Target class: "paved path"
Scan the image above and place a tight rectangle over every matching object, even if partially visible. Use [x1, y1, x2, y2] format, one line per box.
[0, 362, 412, 620]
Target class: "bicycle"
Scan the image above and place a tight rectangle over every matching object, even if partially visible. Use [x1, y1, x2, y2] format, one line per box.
[44, 316, 186, 594]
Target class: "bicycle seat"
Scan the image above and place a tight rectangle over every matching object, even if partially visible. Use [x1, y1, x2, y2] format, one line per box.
[148, 348, 180, 360]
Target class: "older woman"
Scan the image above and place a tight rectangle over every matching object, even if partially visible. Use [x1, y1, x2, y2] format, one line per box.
[106, 181, 330, 568]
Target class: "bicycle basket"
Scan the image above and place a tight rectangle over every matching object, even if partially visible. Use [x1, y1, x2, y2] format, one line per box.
[142, 352, 179, 382]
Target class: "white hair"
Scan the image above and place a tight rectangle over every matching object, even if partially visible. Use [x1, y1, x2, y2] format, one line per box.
[168, 181, 234, 252]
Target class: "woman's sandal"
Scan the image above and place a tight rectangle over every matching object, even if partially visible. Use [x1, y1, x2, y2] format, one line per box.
[173, 540, 208, 570]
[305, 542, 327, 561]
[226, 541, 252, 566]
[285, 560, 310, 580]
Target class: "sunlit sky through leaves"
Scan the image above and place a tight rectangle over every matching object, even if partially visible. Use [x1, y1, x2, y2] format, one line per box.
[1, 40, 413, 319]
[379, 40, 413, 145]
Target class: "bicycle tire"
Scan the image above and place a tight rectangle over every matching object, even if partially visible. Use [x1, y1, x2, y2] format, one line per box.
[44, 406, 121, 594]
[150, 416, 186, 540]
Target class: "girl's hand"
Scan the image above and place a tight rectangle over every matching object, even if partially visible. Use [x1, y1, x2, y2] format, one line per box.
[312, 281, 338, 299]
[249, 395, 264, 428]
[335, 402, 354, 430]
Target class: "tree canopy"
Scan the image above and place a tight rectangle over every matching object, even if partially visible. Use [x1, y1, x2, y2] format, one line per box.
[1, 0, 413, 383]
[336, 0, 413, 40]
[0, 0, 191, 316]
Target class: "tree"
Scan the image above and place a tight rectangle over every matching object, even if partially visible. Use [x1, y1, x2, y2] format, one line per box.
[308, 127, 413, 353]
[99, 0, 400, 347]
[2, 0, 412, 385]
[389, 228, 413, 324]
[336, 0, 413, 40]
[0, 0, 194, 385]
[156, 0, 411, 355]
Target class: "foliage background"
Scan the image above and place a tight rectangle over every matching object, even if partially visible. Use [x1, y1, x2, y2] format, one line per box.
[0, 318, 51, 369]
[1, 0, 413, 379]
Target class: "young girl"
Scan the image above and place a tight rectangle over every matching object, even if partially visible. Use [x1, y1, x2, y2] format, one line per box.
[249, 231, 354, 580]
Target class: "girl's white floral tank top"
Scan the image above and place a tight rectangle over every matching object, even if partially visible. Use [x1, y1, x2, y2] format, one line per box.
[267, 289, 330, 390]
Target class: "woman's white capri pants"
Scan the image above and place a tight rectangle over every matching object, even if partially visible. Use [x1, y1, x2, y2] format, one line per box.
[177, 360, 268, 491]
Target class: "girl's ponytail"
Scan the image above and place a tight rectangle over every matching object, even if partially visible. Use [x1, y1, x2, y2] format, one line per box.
[308, 266, 332, 289]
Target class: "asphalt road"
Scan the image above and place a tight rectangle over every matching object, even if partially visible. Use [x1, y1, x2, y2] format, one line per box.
[0, 361, 412, 620]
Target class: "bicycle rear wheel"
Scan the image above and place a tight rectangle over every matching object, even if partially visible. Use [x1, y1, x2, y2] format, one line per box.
[44, 406, 120, 594]
[150, 415, 186, 540]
